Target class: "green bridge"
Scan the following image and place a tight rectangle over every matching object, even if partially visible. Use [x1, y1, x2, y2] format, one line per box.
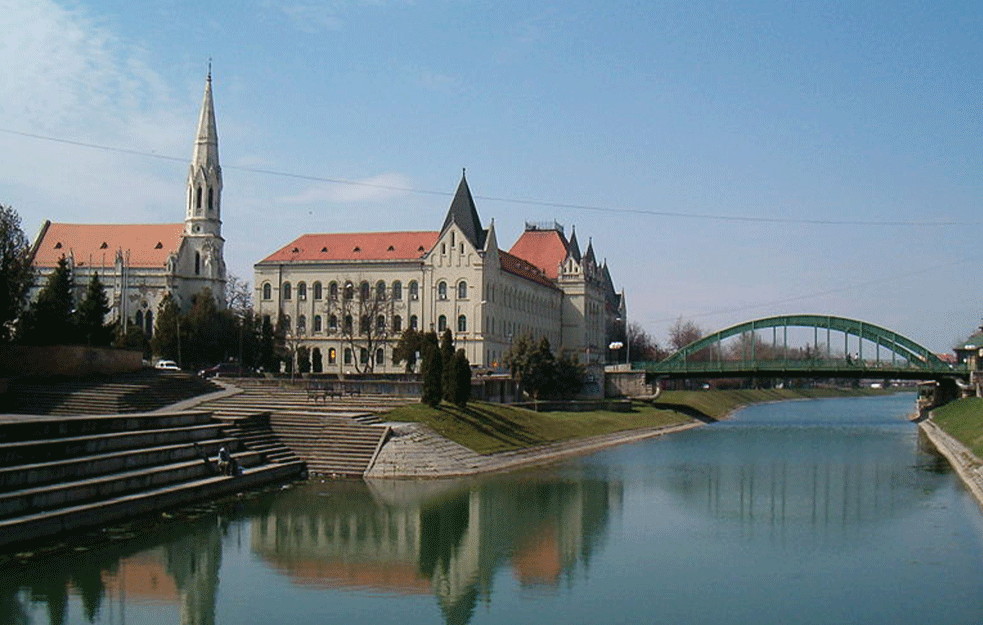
[637, 314, 966, 381]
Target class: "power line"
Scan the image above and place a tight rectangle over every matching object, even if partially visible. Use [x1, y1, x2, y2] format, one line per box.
[1, 126, 979, 227]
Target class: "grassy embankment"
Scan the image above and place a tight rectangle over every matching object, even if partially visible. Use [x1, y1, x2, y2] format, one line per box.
[383, 387, 893, 455]
[932, 397, 983, 458]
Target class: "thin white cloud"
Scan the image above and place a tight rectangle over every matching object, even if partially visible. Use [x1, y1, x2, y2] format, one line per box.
[281, 172, 414, 204]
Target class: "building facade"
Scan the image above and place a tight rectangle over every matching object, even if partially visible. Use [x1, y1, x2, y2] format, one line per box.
[254, 173, 625, 374]
[29, 73, 227, 334]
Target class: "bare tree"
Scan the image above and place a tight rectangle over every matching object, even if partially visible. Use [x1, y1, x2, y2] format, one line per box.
[323, 278, 399, 373]
[225, 273, 252, 319]
[668, 316, 704, 351]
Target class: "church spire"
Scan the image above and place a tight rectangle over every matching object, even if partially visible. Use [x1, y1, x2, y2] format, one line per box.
[186, 69, 223, 237]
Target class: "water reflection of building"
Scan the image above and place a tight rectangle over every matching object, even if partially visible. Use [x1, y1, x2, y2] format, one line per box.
[250, 475, 622, 625]
[0, 514, 226, 625]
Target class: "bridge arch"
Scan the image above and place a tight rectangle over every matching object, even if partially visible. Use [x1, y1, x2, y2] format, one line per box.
[662, 314, 945, 367]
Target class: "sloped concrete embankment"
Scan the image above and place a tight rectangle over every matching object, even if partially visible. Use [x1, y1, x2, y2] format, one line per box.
[919, 419, 983, 512]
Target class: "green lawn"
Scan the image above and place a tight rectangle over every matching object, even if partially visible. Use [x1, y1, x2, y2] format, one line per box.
[383, 401, 692, 455]
[932, 397, 983, 458]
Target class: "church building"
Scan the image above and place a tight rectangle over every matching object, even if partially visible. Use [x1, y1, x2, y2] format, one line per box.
[254, 173, 625, 374]
[29, 72, 228, 335]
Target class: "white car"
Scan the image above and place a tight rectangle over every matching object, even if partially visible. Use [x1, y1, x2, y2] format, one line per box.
[154, 359, 181, 371]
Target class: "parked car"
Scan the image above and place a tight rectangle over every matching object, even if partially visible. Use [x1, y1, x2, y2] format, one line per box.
[155, 359, 181, 371]
[198, 362, 245, 378]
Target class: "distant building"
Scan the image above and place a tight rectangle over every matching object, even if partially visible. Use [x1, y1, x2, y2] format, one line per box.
[254, 173, 625, 375]
[954, 324, 983, 371]
[29, 73, 227, 335]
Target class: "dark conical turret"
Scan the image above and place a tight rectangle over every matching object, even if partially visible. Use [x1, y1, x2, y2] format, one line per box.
[440, 170, 485, 248]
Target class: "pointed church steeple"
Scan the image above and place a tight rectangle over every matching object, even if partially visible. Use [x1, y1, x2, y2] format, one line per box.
[186, 69, 223, 237]
[440, 170, 485, 249]
[566, 225, 582, 262]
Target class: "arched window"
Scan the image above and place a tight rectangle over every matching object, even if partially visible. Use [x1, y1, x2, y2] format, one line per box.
[343, 282, 354, 300]
[135, 310, 144, 330]
[344, 348, 352, 365]
[376, 314, 386, 333]
[392, 281, 402, 300]
[297, 315, 306, 334]
[262, 282, 272, 300]
[145, 310, 153, 335]
[313, 315, 322, 332]
[282, 315, 291, 333]
[457, 314, 467, 332]
[376, 281, 386, 300]
[329, 315, 338, 332]
[312, 348, 323, 373]
[410, 315, 418, 330]
[359, 281, 370, 300]
[282, 282, 292, 300]
[457, 281, 467, 299]
[375, 348, 385, 365]
[437, 281, 447, 300]
[297, 282, 307, 300]
[328, 348, 337, 364]
[194, 252, 201, 275]
[360, 348, 369, 364]
[438, 315, 447, 332]
[329, 281, 339, 300]
[409, 281, 419, 300]
[393, 315, 402, 332]
[313, 282, 323, 300]
[359, 315, 369, 334]
[343, 315, 353, 333]
[207, 188, 213, 211]
[195, 186, 202, 211]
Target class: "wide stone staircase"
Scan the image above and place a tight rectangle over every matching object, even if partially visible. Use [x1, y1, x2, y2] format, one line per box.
[194, 383, 411, 477]
[0, 409, 305, 549]
[2, 371, 220, 416]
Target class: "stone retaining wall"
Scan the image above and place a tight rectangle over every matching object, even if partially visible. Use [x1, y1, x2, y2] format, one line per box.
[919, 419, 983, 512]
[0, 345, 142, 377]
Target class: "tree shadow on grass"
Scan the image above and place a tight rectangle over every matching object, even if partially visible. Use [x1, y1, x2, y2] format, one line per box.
[649, 402, 717, 424]
[436, 404, 544, 450]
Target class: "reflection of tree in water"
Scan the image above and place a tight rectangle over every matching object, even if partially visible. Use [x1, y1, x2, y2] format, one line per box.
[0, 508, 233, 625]
[252, 472, 622, 625]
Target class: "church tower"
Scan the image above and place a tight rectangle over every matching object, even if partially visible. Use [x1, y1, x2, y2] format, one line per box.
[177, 68, 226, 307]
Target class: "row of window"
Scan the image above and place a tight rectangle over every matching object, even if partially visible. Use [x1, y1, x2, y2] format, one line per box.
[262, 279, 470, 301]
[281, 313, 470, 335]
[306, 346, 389, 368]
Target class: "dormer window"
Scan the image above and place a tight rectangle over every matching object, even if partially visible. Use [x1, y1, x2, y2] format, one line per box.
[54, 242, 62, 249]
[155, 242, 163, 249]
[417, 246, 425, 252]
[100, 242, 108, 249]
[321, 247, 328, 253]
[387, 245, 395, 252]
[353, 246, 361, 253]
[291, 247, 300, 253]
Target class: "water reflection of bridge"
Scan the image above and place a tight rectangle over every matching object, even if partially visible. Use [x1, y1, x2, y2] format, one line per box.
[251, 475, 623, 625]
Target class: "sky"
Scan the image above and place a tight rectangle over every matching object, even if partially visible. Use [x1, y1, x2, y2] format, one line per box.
[0, 0, 980, 352]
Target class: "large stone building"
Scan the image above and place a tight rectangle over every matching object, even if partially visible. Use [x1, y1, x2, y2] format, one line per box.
[254, 173, 625, 374]
[29, 73, 227, 334]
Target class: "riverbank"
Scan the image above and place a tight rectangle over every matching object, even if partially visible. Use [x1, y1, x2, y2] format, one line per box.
[370, 387, 895, 478]
[921, 398, 983, 512]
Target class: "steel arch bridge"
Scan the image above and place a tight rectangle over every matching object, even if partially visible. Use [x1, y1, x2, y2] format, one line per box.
[640, 314, 963, 380]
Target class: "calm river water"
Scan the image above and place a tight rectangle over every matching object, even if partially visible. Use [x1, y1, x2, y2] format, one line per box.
[4, 394, 983, 625]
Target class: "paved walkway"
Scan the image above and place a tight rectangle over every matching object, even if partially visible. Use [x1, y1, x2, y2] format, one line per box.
[366, 420, 702, 478]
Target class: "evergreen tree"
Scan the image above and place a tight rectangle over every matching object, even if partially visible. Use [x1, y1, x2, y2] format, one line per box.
[151, 294, 181, 361]
[453, 348, 471, 407]
[22, 255, 76, 345]
[0, 204, 34, 342]
[76, 273, 111, 346]
[439, 329, 456, 402]
[420, 331, 442, 407]
[183, 288, 223, 368]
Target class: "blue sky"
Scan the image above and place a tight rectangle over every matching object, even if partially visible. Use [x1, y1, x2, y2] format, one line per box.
[0, 0, 980, 352]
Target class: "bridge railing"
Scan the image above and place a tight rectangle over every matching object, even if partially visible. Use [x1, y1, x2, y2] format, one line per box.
[640, 359, 961, 375]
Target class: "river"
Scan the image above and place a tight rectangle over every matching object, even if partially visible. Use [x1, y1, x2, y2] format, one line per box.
[3, 393, 983, 625]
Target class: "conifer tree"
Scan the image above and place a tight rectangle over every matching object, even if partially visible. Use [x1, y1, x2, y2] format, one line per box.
[420, 331, 442, 407]
[76, 273, 111, 346]
[22, 255, 76, 345]
[0, 204, 34, 342]
[151, 293, 181, 361]
[453, 348, 471, 407]
[440, 329, 456, 402]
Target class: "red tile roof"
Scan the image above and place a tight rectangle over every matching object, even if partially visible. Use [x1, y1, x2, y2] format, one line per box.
[32, 222, 184, 269]
[260, 231, 438, 263]
[498, 251, 559, 289]
[508, 229, 568, 279]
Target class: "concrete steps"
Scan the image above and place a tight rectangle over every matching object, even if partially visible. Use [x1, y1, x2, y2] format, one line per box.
[0, 409, 305, 550]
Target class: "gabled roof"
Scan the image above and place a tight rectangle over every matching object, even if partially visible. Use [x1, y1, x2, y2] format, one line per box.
[440, 172, 485, 249]
[508, 228, 569, 279]
[498, 251, 560, 290]
[259, 231, 439, 264]
[32, 222, 184, 269]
